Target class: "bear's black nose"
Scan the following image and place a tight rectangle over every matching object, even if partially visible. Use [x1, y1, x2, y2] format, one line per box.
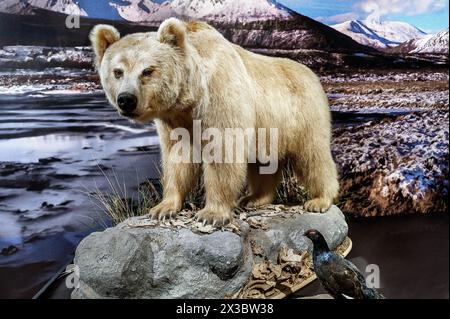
[117, 93, 137, 113]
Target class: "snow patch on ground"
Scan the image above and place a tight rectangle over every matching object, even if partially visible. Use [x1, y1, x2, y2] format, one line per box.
[321, 71, 449, 83]
[328, 90, 449, 112]
[333, 110, 449, 215]
[0, 46, 93, 68]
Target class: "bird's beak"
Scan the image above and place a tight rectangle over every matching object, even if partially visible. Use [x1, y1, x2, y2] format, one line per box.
[303, 229, 317, 239]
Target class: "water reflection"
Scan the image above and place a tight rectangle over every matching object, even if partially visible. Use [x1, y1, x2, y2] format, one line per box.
[0, 92, 160, 298]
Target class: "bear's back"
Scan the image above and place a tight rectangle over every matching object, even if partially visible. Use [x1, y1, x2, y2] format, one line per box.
[185, 21, 236, 59]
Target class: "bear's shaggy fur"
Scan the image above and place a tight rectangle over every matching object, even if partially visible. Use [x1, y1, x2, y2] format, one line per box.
[90, 18, 339, 226]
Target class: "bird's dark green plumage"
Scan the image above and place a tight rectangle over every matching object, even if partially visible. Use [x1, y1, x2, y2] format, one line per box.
[304, 229, 385, 299]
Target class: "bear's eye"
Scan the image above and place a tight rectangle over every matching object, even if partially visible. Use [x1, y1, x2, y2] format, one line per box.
[141, 68, 154, 77]
[113, 69, 123, 79]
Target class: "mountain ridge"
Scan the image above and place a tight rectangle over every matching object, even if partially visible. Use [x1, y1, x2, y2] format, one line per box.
[110, 0, 295, 23]
[0, 0, 376, 53]
[107, 0, 375, 52]
[332, 19, 427, 49]
[0, 0, 87, 16]
[388, 29, 449, 54]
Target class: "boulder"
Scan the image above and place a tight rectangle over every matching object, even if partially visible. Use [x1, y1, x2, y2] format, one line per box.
[72, 205, 348, 299]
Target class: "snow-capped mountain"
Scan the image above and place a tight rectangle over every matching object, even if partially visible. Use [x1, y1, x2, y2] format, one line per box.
[332, 19, 427, 49]
[110, 0, 172, 23]
[391, 29, 449, 54]
[30, 0, 87, 16]
[107, 0, 374, 52]
[175, 0, 292, 21]
[110, 0, 294, 23]
[0, 0, 31, 14]
[0, 0, 87, 16]
[411, 29, 449, 54]
[0, 0, 374, 53]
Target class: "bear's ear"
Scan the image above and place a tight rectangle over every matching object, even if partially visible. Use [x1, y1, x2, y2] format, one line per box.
[90, 24, 120, 68]
[158, 18, 187, 49]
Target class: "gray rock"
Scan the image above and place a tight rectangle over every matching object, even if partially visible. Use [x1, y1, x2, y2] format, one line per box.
[72, 205, 347, 299]
[249, 205, 348, 262]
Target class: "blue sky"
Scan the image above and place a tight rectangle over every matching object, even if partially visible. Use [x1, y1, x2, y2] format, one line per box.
[77, 0, 449, 34]
[279, 0, 449, 33]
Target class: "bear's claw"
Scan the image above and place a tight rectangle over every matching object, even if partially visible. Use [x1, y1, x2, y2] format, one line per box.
[195, 208, 232, 227]
[149, 199, 181, 221]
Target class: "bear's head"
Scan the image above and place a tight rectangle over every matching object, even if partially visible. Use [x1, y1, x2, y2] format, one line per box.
[90, 18, 198, 123]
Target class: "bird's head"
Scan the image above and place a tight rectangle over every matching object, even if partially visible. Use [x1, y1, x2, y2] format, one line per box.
[303, 229, 330, 252]
[304, 229, 321, 241]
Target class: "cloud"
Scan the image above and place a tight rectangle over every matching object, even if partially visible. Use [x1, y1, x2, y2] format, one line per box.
[356, 0, 448, 21]
[316, 12, 359, 24]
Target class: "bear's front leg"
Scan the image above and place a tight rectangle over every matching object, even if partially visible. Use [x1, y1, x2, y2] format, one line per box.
[150, 161, 200, 220]
[196, 163, 247, 226]
[150, 119, 201, 220]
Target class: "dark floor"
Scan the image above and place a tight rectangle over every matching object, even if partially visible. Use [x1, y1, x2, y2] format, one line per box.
[39, 212, 449, 299]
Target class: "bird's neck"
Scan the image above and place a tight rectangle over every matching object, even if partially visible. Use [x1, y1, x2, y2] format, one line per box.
[312, 237, 331, 257]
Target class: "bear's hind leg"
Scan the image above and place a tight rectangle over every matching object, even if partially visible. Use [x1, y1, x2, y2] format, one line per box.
[293, 146, 339, 213]
[238, 163, 281, 208]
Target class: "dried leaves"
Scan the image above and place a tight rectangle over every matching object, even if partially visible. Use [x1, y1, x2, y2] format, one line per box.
[123, 204, 306, 235]
[231, 246, 309, 299]
[246, 216, 269, 230]
[242, 204, 306, 220]
[123, 210, 242, 235]
[230, 237, 352, 299]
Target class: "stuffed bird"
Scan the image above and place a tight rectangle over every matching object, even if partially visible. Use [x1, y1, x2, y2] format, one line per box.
[304, 229, 385, 299]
